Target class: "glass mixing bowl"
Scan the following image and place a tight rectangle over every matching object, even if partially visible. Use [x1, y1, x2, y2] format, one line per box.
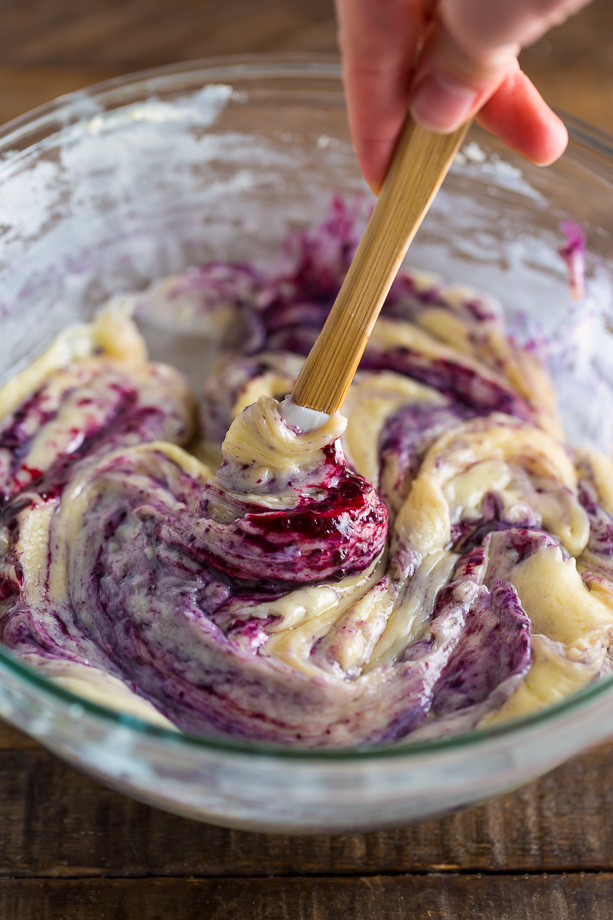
[1, 56, 613, 834]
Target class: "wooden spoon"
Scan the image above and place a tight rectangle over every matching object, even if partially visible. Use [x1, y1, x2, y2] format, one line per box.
[291, 117, 469, 417]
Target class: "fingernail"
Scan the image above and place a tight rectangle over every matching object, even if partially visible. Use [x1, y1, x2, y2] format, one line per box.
[411, 74, 478, 132]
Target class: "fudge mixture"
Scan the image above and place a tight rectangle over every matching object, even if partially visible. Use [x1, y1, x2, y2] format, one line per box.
[1, 201, 612, 747]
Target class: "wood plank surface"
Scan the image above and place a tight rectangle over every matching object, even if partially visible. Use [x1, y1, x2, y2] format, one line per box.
[0, 1, 612, 918]
[0, 0, 611, 134]
[0, 736, 610, 878]
[0, 722, 38, 750]
[2, 875, 613, 920]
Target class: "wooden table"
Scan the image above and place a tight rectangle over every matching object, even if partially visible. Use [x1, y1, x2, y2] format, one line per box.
[0, 2, 612, 917]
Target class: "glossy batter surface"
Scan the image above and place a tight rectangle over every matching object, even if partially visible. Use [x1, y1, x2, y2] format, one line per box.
[1, 203, 612, 747]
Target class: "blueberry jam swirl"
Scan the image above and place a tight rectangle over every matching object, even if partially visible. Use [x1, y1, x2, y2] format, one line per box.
[0, 201, 612, 748]
[196, 396, 388, 588]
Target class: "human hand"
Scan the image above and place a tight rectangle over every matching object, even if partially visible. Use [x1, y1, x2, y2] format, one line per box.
[336, 0, 592, 191]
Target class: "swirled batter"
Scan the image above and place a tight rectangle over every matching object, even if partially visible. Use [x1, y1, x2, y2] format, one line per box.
[1, 201, 612, 747]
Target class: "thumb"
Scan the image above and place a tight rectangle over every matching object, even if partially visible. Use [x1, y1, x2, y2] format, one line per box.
[410, 22, 518, 132]
[410, 0, 591, 133]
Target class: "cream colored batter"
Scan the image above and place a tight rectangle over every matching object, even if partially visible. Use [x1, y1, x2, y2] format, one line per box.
[0, 206, 611, 747]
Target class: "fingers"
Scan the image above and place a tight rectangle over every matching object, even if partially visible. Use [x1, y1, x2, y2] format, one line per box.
[410, 18, 520, 133]
[476, 68, 568, 165]
[410, 0, 591, 134]
[336, 0, 423, 190]
[336, 0, 589, 190]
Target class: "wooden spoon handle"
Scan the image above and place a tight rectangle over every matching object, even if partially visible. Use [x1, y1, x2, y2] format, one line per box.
[292, 118, 469, 415]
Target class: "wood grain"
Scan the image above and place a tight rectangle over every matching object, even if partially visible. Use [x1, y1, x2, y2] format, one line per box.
[0, 722, 38, 750]
[292, 119, 468, 414]
[0, 0, 338, 125]
[0, 0, 611, 133]
[0, 740, 611, 878]
[2, 875, 613, 920]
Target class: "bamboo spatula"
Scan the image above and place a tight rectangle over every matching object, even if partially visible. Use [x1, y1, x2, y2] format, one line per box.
[291, 117, 469, 418]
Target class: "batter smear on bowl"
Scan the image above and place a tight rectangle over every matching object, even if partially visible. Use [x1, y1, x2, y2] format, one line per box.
[1, 202, 612, 748]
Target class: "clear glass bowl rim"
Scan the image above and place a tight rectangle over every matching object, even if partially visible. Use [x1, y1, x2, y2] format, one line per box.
[1, 53, 613, 762]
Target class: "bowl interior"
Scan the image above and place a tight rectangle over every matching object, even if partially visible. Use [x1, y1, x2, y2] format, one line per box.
[1, 58, 613, 763]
